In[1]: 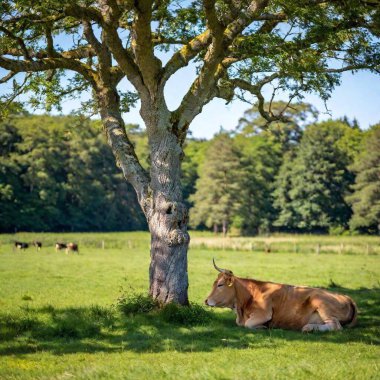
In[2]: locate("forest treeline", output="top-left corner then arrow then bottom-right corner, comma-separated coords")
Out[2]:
0,102 -> 379,234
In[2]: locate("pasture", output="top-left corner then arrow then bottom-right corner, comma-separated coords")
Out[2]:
0,232 -> 379,379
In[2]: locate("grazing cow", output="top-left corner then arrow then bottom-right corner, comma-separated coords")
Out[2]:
205,259 -> 357,332
14,241 -> 29,250
33,241 -> 42,251
55,242 -> 67,252
66,242 -> 79,254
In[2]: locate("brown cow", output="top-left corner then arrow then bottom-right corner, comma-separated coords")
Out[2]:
66,242 -> 79,254
205,259 -> 357,332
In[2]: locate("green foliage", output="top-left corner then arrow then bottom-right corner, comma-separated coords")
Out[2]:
273,120 -> 362,232
348,124 -> 380,233
234,129 -> 282,234
0,114 -> 146,232
117,292 -> 159,315
181,138 -> 209,208
160,303 -> 212,326
117,284 -> 212,325
190,132 -> 243,233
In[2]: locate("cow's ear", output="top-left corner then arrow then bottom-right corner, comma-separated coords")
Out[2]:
227,277 -> 234,287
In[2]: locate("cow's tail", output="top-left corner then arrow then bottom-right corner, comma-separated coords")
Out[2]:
345,296 -> 358,328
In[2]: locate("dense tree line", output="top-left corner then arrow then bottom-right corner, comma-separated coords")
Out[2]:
1,109 -> 379,234
189,104 -> 379,235
0,114 -> 147,232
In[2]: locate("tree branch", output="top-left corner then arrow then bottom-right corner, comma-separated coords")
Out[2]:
0,55 -> 97,85
129,0 -> 162,96
223,0 -> 270,43
161,30 -> 212,84
96,85 -> 150,210
0,25 -> 31,60
0,70 -> 16,84
229,74 -> 293,124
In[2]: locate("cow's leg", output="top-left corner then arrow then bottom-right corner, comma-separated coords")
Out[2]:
244,308 -> 272,329
302,315 -> 342,332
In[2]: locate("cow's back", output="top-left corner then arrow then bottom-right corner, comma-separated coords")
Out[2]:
264,284 -> 355,330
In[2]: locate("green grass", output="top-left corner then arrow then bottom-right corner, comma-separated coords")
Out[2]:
0,232 -> 379,379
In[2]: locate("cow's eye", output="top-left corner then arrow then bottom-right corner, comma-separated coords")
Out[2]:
217,283 -> 224,287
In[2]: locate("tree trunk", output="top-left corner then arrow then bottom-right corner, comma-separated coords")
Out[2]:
148,203 -> 190,305
98,86 -> 190,305
222,219 -> 228,237
145,119 -> 190,305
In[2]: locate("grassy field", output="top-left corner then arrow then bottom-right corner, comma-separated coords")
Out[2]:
0,232 -> 379,379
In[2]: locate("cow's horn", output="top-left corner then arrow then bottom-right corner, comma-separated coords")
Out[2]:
213,258 -> 233,275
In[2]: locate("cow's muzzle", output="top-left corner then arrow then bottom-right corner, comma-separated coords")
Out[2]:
205,298 -> 215,307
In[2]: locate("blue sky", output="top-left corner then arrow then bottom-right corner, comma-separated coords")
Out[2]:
47,66 -> 379,140
1,63 -> 379,140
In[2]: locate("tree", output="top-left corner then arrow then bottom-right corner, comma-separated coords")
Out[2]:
0,1 -> 379,304
181,138 -> 209,209
273,120 -> 361,232
272,150 -> 299,230
190,132 -> 242,235
237,101 -> 318,151
234,128 -> 282,234
348,124 -> 380,234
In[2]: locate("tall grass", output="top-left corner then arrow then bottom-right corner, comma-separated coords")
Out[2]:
189,233 -> 380,255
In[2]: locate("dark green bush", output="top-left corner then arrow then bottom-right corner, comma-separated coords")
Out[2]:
117,288 -> 213,325
117,293 -> 159,315
160,303 -> 213,326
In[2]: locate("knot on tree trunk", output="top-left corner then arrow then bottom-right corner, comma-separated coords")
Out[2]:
149,199 -> 190,247
168,228 -> 190,246
162,201 -> 190,246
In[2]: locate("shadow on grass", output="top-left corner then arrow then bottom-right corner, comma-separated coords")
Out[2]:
0,287 -> 379,356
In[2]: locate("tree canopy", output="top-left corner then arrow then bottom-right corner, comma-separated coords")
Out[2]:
1,1 -> 379,122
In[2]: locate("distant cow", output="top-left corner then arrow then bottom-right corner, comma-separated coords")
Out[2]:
205,259 -> 357,332
33,241 -> 42,251
66,243 -> 79,254
14,241 -> 29,250
55,242 -> 67,252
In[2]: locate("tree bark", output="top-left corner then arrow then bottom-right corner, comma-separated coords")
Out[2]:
144,105 -> 190,305
149,205 -> 190,304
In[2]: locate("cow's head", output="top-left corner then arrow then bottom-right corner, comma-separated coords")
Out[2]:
205,259 -> 236,308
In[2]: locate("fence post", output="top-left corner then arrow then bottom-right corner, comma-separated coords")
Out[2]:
316,243 -> 320,255
294,243 -> 298,254
102,240 -> 105,250
339,243 -> 344,254
366,244 -> 370,255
